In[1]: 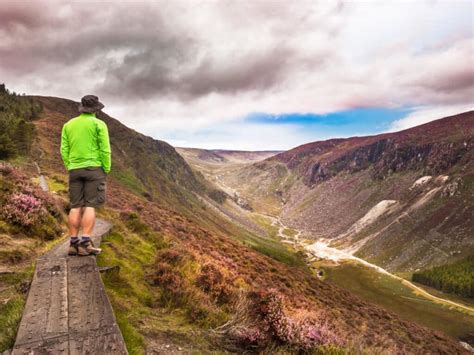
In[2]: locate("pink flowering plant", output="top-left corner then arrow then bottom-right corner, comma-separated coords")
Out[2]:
2,192 -> 45,227
254,289 -> 343,350
214,289 -> 344,351
0,163 -> 64,239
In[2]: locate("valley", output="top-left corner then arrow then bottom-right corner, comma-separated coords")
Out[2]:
270,214 -> 474,337
177,116 -> 474,347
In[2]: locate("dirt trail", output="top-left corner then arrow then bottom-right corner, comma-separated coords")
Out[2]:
307,239 -> 473,314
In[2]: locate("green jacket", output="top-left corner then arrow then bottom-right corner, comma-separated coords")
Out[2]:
60,113 -> 111,173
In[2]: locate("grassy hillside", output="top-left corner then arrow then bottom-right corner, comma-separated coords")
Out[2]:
319,261 -> 474,342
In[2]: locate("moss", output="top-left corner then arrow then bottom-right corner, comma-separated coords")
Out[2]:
0,295 -> 25,351
0,268 -> 34,352
111,168 -> 148,197
47,176 -> 68,194
98,227 -> 152,354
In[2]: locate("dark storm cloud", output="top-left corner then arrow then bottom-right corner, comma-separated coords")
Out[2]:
0,2 -> 177,73
0,2 -> 53,30
0,1 -> 315,101
99,45 -> 296,100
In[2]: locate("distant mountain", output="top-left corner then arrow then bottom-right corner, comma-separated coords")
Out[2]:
177,147 -> 282,164
273,111 -> 473,185
225,112 -> 474,272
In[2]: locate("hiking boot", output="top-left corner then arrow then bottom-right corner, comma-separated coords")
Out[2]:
78,239 -> 102,256
68,240 -> 79,256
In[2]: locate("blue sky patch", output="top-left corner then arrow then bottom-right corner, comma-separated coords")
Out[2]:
245,107 -> 413,138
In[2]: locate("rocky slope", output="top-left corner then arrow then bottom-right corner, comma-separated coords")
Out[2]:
274,111 -> 472,185
224,112 -> 474,272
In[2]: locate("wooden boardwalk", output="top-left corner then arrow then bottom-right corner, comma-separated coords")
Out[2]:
12,219 -> 128,354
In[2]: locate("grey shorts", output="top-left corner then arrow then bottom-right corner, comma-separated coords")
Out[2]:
69,167 -> 107,208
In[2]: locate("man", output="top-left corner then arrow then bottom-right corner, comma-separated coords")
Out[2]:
60,95 -> 111,256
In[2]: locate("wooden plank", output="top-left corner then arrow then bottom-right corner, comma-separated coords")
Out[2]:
12,219 -> 127,354
14,258 -> 69,347
67,257 -> 127,354
12,335 -> 69,354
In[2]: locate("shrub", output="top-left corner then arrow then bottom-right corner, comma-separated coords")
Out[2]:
252,289 -> 342,349
152,261 -> 185,304
208,189 -> 227,204
158,249 -> 183,265
2,192 -> 44,227
196,262 -> 234,304
213,289 -> 343,352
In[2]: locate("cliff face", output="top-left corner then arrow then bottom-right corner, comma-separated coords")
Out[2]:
273,111 -> 473,185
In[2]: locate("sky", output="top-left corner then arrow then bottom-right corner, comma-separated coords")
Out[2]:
1,0 -> 473,150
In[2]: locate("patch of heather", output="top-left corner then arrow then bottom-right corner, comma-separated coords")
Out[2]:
196,262 -> 234,305
250,289 -> 344,350
2,192 -> 43,227
0,162 -> 64,239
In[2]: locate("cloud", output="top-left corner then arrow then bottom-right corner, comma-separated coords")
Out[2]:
389,104 -> 474,132
100,45 -> 296,100
159,121 -> 322,151
0,0 -> 472,148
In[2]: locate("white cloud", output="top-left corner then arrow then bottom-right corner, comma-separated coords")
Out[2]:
157,122 -> 323,151
389,104 -> 474,132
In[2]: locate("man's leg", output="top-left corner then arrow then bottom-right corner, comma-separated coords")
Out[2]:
68,169 -> 84,256
78,206 -> 101,255
80,207 -> 96,236
68,207 -> 82,237
77,168 -> 104,256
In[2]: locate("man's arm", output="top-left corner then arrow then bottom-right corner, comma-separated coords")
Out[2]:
60,125 -> 70,170
97,121 -> 111,173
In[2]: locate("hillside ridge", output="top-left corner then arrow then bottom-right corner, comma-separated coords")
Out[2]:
270,111 -> 473,185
